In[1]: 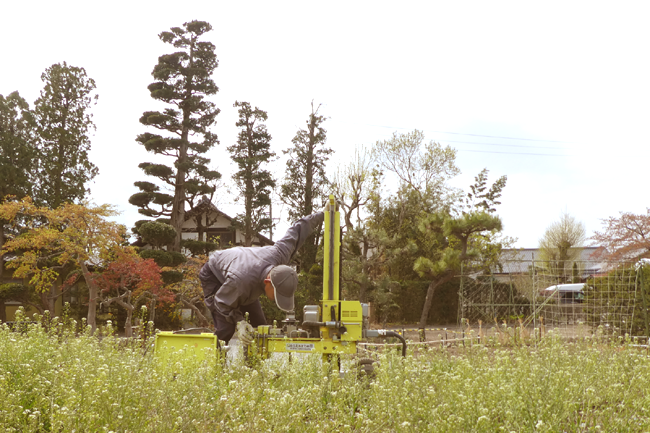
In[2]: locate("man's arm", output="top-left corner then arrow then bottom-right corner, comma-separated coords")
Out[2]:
214,277 -> 245,324
272,212 -> 325,265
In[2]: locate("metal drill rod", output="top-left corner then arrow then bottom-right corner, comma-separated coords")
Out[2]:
328,198 -> 335,302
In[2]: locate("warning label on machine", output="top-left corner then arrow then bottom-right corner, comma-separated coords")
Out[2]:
286,343 -> 315,351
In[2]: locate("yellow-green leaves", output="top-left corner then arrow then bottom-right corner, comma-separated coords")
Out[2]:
0,198 -> 126,294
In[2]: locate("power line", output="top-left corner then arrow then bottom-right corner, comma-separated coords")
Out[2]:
366,123 -> 575,144
439,139 -> 566,150
427,130 -> 574,144
457,149 -> 571,157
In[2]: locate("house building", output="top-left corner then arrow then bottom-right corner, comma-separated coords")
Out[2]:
179,196 -> 273,249
493,247 -> 608,283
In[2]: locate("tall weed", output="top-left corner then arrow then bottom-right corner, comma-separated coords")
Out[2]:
1,309 -> 650,432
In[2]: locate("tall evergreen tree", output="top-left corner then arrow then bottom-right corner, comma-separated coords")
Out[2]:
280,102 -> 332,269
129,20 -> 220,252
33,62 -> 99,209
0,91 -> 35,201
0,91 -> 36,310
228,101 -> 275,247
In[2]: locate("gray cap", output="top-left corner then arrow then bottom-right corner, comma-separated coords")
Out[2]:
269,265 -> 298,312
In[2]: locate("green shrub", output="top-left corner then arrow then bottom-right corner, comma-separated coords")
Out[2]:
161,270 -> 184,285
139,221 -> 176,249
139,249 -> 173,267
181,239 -> 219,256
139,250 -> 186,268
167,251 -> 187,267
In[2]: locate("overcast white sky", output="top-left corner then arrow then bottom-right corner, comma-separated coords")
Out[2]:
1,2 -> 649,247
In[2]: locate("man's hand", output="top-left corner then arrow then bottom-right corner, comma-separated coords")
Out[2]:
236,320 -> 254,345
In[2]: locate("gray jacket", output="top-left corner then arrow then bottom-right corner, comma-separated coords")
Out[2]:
206,212 -> 324,323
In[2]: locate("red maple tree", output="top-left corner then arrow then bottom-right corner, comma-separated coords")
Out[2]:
96,249 -> 173,337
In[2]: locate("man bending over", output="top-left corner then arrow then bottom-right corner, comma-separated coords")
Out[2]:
199,210 -> 325,344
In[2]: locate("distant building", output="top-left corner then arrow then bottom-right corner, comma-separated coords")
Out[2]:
133,196 -> 274,251
493,247 -> 607,283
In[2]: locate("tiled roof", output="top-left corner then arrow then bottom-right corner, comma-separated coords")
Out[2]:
184,195 -> 273,246
134,195 -> 273,248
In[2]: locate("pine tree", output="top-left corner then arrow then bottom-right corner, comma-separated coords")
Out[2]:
129,20 -> 220,251
228,101 -> 275,246
370,131 -> 508,326
181,195 -> 221,255
280,102 -> 332,269
33,62 -> 99,208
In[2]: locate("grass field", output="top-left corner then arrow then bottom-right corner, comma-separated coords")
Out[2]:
2,311 -> 650,432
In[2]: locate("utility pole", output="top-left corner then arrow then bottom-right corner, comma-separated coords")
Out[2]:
269,201 -> 273,241
265,204 -> 281,242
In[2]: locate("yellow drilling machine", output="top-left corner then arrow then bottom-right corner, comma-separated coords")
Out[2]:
246,195 -> 406,369
155,195 -> 406,370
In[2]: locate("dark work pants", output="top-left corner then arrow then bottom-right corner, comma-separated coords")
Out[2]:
199,263 -> 267,343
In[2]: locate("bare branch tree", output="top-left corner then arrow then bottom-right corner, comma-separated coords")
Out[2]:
591,209 -> 650,261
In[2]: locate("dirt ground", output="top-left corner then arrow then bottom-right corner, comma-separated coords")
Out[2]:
381,322 -> 598,344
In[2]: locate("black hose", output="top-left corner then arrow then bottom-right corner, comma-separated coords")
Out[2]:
383,331 -> 407,357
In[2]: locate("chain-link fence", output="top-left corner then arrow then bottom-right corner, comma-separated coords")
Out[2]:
459,259 -> 650,339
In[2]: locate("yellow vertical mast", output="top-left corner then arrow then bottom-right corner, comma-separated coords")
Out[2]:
322,195 -> 340,321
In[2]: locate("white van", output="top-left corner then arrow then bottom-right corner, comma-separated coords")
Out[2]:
541,283 -> 586,304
